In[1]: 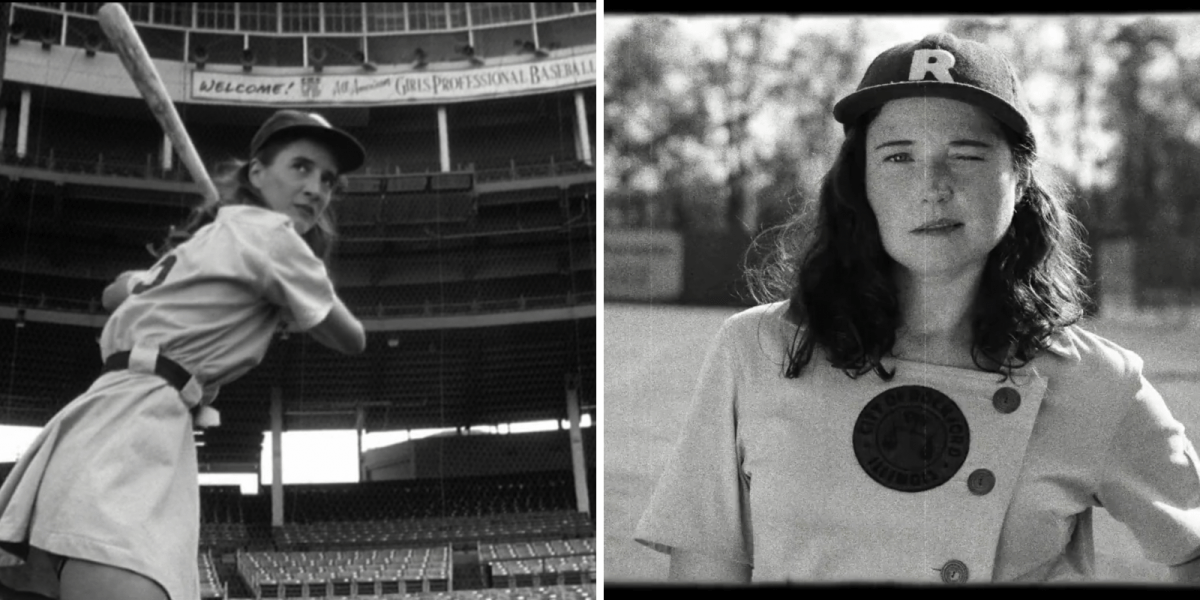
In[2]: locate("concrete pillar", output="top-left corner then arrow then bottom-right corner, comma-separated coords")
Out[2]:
573,91 -> 592,166
17,88 -> 29,159
356,405 -> 366,483
271,385 -> 284,527
565,373 -> 590,515
162,133 -> 173,172
437,106 -> 449,171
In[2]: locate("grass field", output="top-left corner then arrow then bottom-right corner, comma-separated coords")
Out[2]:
604,302 -> 1200,583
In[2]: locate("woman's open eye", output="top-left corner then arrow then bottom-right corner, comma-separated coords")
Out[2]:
883,153 -> 912,163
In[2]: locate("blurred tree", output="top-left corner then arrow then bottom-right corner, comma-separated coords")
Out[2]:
755,22 -> 864,235
604,17 -> 707,230
1098,18 -> 1200,305
606,17 -> 863,236
1106,19 -> 1174,238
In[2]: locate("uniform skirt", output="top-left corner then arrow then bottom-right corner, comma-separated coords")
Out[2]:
0,370 -> 200,600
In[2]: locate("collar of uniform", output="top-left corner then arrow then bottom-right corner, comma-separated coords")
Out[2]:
773,300 -> 1081,363
1040,327 -> 1080,361
216,204 -> 293,228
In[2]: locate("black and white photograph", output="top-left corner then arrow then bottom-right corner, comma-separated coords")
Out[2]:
606,14 -> 1200,585
0,3 -> 597,600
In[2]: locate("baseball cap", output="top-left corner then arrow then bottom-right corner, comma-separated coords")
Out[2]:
833,33 -> 1035,150
250,110 -> 366,173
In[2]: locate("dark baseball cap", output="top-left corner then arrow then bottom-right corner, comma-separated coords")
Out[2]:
833,33 -> 1035,150
251,110 -> 366,173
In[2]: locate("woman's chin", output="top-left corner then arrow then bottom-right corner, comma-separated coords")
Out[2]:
893,254 -> 987,278
288,213 -> 314,234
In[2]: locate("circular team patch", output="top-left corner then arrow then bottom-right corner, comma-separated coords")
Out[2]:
853,385 -> 970,492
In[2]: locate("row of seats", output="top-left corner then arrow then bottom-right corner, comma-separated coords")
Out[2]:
239,550 -> 596,598
274,512 -> 594,549
280,474 -> 582,524
191,540 -> 598,599
200,473 -> 583,517
489,557 -> 595,579
246,546 -> 450,570
265,584 -> 595,600
201,522 -> 250,548
489,559 -> 596,590
255,577 -> 451,598
481,541 -> 596,589
446,585 -> 594,600
478,539 -> 594,561
200,510 -> 594,552
199,551 -> 224,599
474,157 -> 593,183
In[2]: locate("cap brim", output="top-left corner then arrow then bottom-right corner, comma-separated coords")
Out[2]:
267,125 -> 366,174
833,82 -> 1032,146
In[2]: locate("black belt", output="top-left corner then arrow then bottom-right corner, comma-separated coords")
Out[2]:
103,351 -> 192,391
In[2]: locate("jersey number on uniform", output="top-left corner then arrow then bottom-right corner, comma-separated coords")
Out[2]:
132,255 -> 178,294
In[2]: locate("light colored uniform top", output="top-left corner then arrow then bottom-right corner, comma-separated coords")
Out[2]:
635,301 -> 1200,583
101,203 -> 337,407
0,204 -> 336,600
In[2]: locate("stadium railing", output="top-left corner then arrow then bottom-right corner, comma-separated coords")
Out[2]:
0,148 -> 589,188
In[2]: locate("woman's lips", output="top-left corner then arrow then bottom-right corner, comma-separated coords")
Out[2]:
912,219 -> 963,234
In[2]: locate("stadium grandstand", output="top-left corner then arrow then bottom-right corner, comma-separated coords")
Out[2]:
0,3 -> 596,599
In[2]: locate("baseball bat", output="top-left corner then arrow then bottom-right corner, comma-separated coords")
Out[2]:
97,3 -> 219,204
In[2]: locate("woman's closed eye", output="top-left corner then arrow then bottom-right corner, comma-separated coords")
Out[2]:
883,153 -> 986,163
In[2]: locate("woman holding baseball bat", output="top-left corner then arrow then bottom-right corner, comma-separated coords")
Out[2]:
0,110 -> 367,600
635,33 -> 1200,584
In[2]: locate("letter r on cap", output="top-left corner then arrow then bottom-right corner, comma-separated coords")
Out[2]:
909,49 -> 956,83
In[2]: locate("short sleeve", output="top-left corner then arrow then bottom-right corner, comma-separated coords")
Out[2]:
123,269 -> 149,295
260,224 -> 336,331
1097,374 -> 1200,565
634,319 -> 753,566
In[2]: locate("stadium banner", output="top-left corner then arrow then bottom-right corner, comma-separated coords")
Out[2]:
605,229 -> 685,301
190,54 -> 595,105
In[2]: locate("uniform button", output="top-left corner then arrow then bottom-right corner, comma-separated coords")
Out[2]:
992,387 -> 1021,414
939,559 -> 969,584
988,386 -> 1017,415
968,469 -> 995,495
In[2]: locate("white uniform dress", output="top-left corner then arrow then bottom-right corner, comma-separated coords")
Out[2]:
635,301 -> 1200,583
0,204 -> 336,599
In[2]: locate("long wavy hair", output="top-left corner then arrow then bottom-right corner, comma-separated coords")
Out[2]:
747,105 -> 1090,381
152,130 -> 341,262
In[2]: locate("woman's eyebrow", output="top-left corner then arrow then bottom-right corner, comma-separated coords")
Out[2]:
872,139 -> 994,151
949,140 -> 993,148
873,140 -> 912,151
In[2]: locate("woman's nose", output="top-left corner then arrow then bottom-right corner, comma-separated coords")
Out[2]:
303,175 -> 327,199
922,156 -> 952,203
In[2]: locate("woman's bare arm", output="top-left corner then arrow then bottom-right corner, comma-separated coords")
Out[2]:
307,297 -> 366,354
